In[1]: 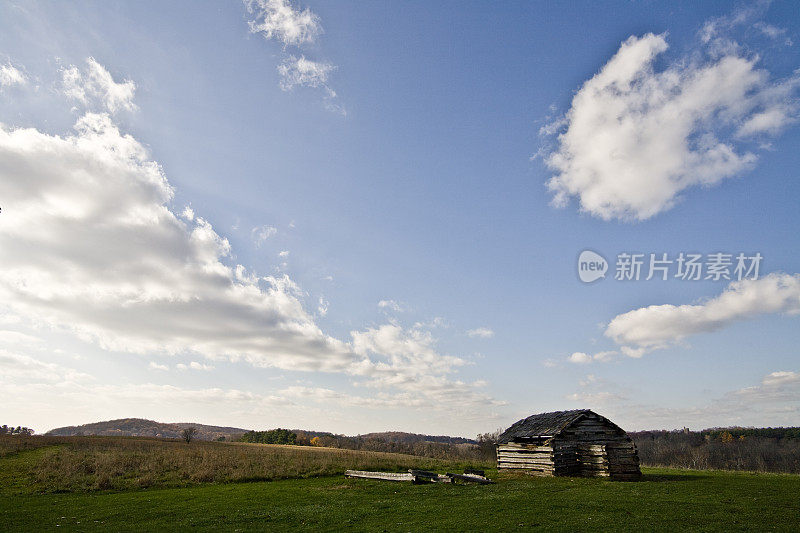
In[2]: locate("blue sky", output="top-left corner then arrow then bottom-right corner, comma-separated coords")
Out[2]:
1,0 -> 799,436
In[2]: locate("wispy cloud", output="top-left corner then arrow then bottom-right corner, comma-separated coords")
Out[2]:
61,58 -> 136,113
317,296 -> 328,317
278,55 -> 334,91
251,225 -> 277,246
177,361 -> 215,371
754,22 -> 792,45
605,273 -> 800,357
378,299 -> 404,313
245,0 -> 321,47
0,350 -> 91,384
607,369 -> 800,430
565,374 -> 627,405
467,327 -> 494,339
244,0 -> 343,113
0,62 -> 26,88
567,350 -> 617,364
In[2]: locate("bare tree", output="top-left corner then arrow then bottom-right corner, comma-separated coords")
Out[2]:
182,427 -> 198,443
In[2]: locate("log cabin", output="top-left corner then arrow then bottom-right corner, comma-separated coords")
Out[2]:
496,409 -> 641,480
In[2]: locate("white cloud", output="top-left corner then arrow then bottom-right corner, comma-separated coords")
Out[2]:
0,330 -> 45,348
377,299 -> 403,312
567,350 -> 617,364
754,22 -> 790,44
761,370 -> 800,387
148,361 -> 169,371
567,352 -> 592,364
0,109 -> 354,373
176,361 -> 214,371
348,323 -> 502,409
416,317 -> 446,329
351,324 -> 466,380
317,296 -> 328,317
699,4 -> 759,46
605,273 -> 800,356
466,327 -> 494,339
279,385 -> 426,409
181,206 -> 195,221
243,0 -> 343,113
244,0 -> 321,47
565,373 -> 627,406
542,26 -> 800,221
612,369 -> 800,430
278,55 -> 334,91
566,391 -> 625,404
0,63 -> 26,87
592,350 -> 617,362
251,225 -> 277,246
0,350 -> 90,384
61,58 -> 136,113
279,250 -> 290,257
734,370 -> 800,404
737,105 -> 794,137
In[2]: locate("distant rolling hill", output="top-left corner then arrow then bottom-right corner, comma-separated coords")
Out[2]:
45,419 -> 477,444
46,418 -> 248,441
356,431 -> 476,445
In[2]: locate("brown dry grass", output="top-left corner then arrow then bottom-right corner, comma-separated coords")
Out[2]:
0,435 -> 488,493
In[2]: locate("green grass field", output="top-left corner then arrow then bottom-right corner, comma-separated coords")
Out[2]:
2,436 -> 799,531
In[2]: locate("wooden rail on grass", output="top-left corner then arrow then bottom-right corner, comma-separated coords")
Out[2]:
345,469 -> 493,484
345,470 -> 415,482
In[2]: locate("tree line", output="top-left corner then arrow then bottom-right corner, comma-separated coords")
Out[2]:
2,425 -> 34,436
233,428 -> 493,460
630,428 -> 800,473
239,429 -> 297,445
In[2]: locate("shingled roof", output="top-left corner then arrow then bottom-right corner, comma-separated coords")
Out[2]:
497,409 -> 621,443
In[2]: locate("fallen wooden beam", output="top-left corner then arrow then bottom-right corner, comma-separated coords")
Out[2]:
445,472 -> 494,484
407,470 -> 455,483
346,469 -> 493,485
345,470 -> 415,482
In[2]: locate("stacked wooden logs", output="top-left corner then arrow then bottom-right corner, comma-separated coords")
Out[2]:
496,442 -> 578,476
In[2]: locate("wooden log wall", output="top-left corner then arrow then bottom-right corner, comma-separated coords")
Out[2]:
563,416 -> 641,480
496,443 -> 578,476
